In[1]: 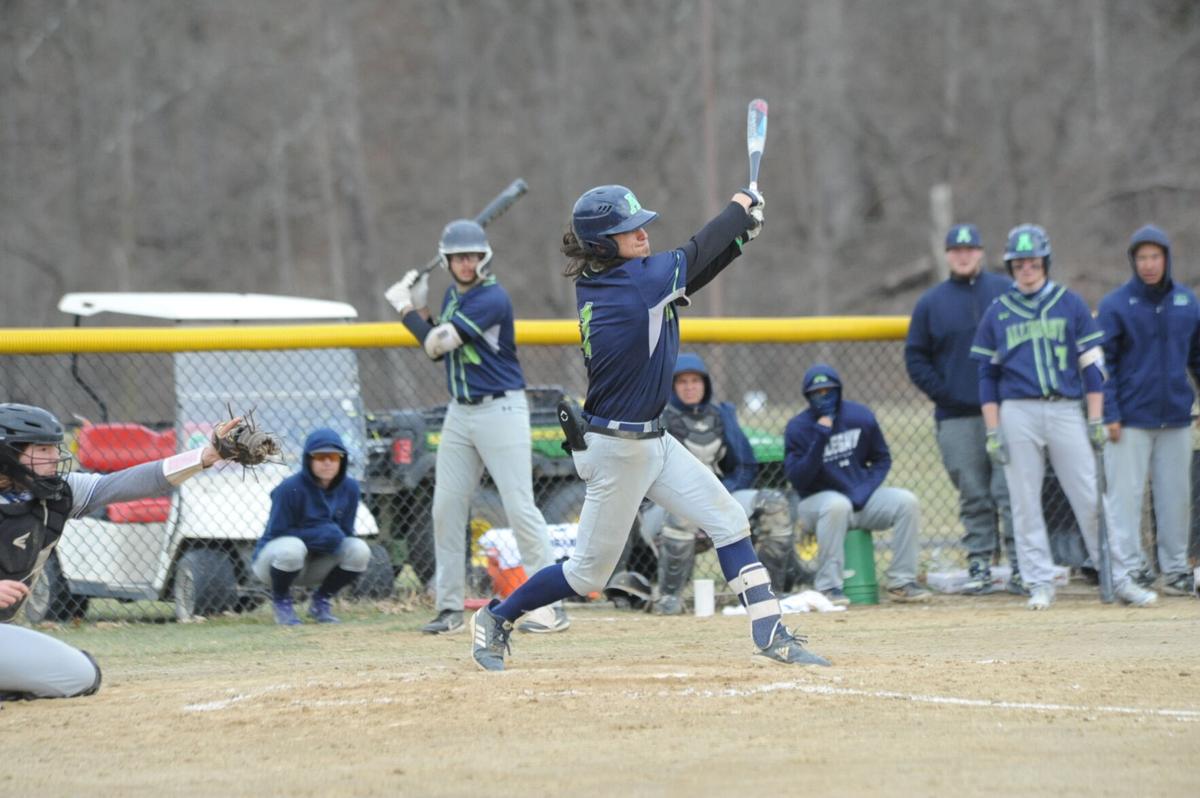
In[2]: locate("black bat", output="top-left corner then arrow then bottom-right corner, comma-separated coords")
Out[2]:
419,179 -> 529,276
1095,449 -> 1115,603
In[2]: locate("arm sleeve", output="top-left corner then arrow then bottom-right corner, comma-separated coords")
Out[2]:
1082,363 -> 1104,393
783,418 -> 831,494
402,310 -> 435,344
978,360 -> 1001,405
904,297 -> 946,402
67,462 -> 173,518
682,203 -> 752,296
717,404 -> 758,492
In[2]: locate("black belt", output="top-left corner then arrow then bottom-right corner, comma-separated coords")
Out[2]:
456,391 -> 509,405
587,425 -> 664,440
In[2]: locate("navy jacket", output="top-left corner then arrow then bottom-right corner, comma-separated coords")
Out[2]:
254,428 -> 361,560
784,364 -> 891,511
905,269 -> 1011,419
1098,225 -> 1200,428
666,352 -> 757,491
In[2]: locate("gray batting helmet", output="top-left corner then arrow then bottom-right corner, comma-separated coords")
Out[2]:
438,219 -> 493,278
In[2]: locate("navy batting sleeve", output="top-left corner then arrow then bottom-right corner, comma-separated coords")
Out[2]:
683,203 -> 751,296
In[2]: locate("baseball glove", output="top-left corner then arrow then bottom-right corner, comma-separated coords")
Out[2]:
211,416 -> 280,466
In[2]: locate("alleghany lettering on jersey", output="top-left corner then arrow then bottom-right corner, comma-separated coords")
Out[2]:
1004,318 -> 1067,349
823,429 -> 861,468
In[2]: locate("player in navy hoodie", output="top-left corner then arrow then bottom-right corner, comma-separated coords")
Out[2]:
785,364 -> 930,605
1098,224 -> 1200,597
252,428 -> 369,625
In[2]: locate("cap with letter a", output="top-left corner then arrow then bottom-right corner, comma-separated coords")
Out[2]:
945,224 -> 981,249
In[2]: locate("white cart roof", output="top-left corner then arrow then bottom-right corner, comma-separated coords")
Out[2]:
58,293 -> 358,322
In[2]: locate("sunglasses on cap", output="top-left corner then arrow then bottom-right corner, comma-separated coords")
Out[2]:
310,452 -> 343,463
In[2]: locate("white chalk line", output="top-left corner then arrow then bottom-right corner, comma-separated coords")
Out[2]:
630,679 -> 1200,721
183,673 -> 1199,723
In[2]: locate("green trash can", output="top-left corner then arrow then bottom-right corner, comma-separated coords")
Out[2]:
843,528 -> 879,605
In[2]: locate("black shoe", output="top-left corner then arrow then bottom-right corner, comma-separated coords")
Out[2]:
962,559 -> 992,594
421,609 -> 464,635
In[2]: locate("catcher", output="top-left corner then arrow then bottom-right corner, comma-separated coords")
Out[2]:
0,402 -> 273,701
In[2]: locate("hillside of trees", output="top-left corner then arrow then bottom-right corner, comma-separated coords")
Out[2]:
4,0 -> 1198,327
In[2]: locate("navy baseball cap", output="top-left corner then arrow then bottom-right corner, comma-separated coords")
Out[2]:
945,224 -> 982,249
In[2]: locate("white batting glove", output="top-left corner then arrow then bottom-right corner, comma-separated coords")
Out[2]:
385,269 -> 427,314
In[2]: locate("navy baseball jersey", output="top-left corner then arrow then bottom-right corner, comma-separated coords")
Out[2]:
576,250 -> 688,422
438,275 -> 525,401
970,281 -> 1103,400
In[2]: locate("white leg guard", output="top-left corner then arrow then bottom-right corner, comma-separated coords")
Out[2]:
728,562 -> 782,649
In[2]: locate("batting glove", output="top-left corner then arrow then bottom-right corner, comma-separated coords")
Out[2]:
746,204 -> 765,241
985,428 -> 1009,466
738,187 -> 764,208
385,269 -> 427,314
1087,419 -> 1107,452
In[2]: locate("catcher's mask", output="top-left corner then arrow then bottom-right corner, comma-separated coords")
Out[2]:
603,570 -> 652,611
0,402 -> 72,500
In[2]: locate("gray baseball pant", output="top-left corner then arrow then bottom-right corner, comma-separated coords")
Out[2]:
432,391 -> 551,611
795,487 -> 921,591
0,624 -> 100,699
1103,425 -> 1193,580
936,415 -> 1016,566
252,535 -> 371,586
999,399 -> 1100,589
563,432 -> 750,595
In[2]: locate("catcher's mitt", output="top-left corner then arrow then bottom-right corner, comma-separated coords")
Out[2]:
211,417 -> 280,466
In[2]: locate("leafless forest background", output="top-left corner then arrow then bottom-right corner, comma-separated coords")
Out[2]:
3,0 -> 1199,328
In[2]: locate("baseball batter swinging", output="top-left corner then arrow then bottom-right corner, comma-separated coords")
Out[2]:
468,184 -> 829,670
387,219 -> 566,635
0,403 -> 249,700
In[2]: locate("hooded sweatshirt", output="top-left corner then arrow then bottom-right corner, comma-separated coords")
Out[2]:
254,427 -> 361,560
662,352 -> 757,491
1097,225 -> 1200,428
784,364 -> 891,511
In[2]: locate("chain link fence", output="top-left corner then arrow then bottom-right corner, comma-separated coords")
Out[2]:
5,320 -> 1196,623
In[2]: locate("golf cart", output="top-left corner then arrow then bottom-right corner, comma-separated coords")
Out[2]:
26,293 -> 394,623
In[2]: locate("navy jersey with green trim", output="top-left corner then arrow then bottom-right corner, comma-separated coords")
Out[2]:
576,250 -> 688,422
969,281 -> 1103,400
438,276 -> 525,401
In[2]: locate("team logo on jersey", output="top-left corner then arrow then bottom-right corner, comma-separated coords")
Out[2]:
1175,293 -> 1189,306
625,192 -> 642,215
1006,317 -> 1066,349
823,429 -> 861,463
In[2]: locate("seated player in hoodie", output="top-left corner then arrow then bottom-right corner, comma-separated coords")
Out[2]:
252,428 -> 370,625
784,364 -> 931,606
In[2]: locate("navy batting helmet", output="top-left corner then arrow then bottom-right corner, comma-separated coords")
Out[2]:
1004,224 -> 1051,275
0,403 -> 71,499
571,185 -> 658,259
438,219 -> 493,278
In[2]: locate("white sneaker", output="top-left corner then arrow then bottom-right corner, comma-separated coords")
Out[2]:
1114,580 -> 1157,607
1027,584 -> 1054,611
515,603 -> 571,634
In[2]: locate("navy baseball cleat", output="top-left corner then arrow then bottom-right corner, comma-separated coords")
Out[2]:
754,625 -> 830,667
470,599 -> 513,672
307,594 -> 340,623
272,597 -> 302,626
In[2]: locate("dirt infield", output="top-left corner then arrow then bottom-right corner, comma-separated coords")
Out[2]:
6,586 -> 1198,797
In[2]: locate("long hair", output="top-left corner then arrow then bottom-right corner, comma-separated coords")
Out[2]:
561,226 -> 623,279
